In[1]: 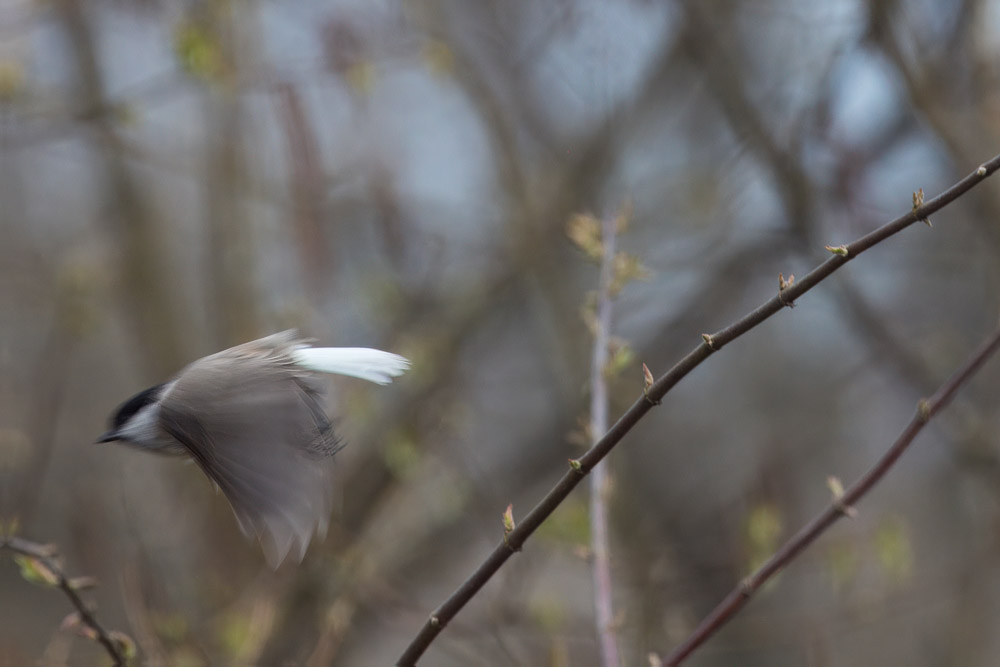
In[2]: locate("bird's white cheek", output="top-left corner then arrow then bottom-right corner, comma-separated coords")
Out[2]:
117,404 -> 189,456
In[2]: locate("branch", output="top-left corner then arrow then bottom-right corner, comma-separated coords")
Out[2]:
589,213 -> 621,667
1,536 -> 129,666
664,321 -> 1000,664
395,153 -> 1000,666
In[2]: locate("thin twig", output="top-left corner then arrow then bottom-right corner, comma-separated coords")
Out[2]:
1,536 -> 127,665
590,213 -> 621,667
395,153 -> 1000,665
664,322 -> 1000,664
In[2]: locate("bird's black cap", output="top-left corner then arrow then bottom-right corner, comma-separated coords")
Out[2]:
97,383 -> 166,443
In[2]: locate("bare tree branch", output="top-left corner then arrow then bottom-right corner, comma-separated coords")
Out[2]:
664,321 -> 1000,664
1,536 -> 128,665
589,213 -> 621,667
395,153 -> 1000,665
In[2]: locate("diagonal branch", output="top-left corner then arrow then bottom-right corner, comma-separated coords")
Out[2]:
664,321 -> 1000,665
1,536 -> 127,665
395,153 -> 1000,666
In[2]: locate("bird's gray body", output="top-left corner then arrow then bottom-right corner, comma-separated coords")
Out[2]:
156,331 -> 340,565
103,331 -> 407,566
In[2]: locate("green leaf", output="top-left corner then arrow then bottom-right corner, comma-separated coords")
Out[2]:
604,342 -> 635,378
14,555 -> 59,587
566,213 -> 604,262
174,20 -> 223,80
110,631 -> 138,660
610,252 -> 651,295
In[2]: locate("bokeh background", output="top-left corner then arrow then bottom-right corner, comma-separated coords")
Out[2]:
4,0 -> 1000,664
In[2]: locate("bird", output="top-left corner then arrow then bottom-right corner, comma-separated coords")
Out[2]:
97,330 -> 409,567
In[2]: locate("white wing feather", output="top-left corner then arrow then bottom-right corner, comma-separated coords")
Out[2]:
291,347 -> 410,385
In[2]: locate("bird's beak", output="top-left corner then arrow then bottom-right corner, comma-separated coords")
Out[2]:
96,430 -> 119,443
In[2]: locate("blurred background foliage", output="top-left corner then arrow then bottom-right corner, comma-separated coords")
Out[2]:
3,0 -> 1000,664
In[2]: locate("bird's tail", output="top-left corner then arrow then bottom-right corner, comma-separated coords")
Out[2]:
291,347 -> 410,385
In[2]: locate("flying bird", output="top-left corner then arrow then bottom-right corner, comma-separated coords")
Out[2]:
98,330 -> 409,567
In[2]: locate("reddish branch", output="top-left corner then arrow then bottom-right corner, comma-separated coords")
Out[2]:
665,323 -> 1000,664
1,536 -> 127,666
395,154 -> 1000,665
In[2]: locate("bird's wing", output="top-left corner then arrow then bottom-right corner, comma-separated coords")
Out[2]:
159,346 -> 340,568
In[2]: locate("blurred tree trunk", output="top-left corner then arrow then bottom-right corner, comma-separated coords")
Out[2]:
56,0 -> 189,377
203,92 -> 261,346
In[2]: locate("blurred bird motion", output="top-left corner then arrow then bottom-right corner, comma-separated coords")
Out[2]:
97,331 -> 409,567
